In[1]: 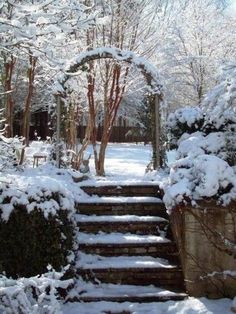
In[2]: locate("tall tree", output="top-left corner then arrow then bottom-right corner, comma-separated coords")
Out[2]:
158,0 -> 236,108
76,0 -> 161,175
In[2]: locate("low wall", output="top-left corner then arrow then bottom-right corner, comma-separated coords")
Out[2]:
170,200 -> 236,298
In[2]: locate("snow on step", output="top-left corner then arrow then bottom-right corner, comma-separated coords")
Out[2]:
77,196 -> 163,203
76,214 -> 167,223
80,181 -> 161,187
78,232 -> 171,244
77,252 -> 177,269
68,280 -> 186,300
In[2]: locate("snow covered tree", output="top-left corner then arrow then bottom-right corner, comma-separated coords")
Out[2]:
70,0 -> 162,176
203,62 -> 236,124
155,0 -> 236,109
0,0 -> 94,145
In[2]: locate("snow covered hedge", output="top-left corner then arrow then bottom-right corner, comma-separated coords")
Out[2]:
164,65 -> 236,209
0,179 -> 76,278
166,107 -> 236,158
0,136 -> 22,171
202,63 -> 236,128
164,122 -> 236,209
166,107 -> 205,148
163,152 -> 236,209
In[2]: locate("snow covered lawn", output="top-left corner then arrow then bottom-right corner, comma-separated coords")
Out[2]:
87,142 -> 153,180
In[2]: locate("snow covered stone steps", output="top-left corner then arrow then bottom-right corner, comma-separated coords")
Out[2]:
75,184 -> 187,302
81,184 -> 163,198
76,214 -> 167,222
78,241 -> 179,261
76,199 -> 168,218
76,253 -> 184,289
67,281 -> 188,303
78,232 -> 171,244
77,253 -> 176,269
77,267 -> 184,289
76,214 -> 168,235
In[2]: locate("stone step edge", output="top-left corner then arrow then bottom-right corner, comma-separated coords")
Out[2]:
76,199 -> 164,205
77,266 -> 182,272
68,293 -> 188,303
78,242 -> 176,248
80,184 -> 163,189
75,214 -> 168,223
78,233 -> 171,245
77,220 -> 168,226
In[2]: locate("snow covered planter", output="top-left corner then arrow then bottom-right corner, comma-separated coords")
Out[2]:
0,182 -> 76,278
164,151 -> 236,298
164,98 -> 236,298
164,108 -> 236,298
170,200 -> 236,298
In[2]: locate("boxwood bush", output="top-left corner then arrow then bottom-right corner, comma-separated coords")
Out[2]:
0,190 -> 75,278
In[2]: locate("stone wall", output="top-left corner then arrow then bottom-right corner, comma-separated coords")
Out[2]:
170,200 -> 236,298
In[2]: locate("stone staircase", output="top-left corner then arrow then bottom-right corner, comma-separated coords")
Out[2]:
73,184 -> 187,304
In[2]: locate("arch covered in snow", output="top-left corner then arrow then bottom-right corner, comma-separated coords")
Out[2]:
56,47 -> 163,98
55,47 -> 164,169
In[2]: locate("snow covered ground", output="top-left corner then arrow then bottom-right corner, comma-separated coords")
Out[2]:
87,142 -> 153,180
9,141 -> 234,313
25,141 -> 175,182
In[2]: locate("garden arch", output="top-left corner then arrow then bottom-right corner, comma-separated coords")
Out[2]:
55,47 -> 164,172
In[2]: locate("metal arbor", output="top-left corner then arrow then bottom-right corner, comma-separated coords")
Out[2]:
55,47 -> 164,169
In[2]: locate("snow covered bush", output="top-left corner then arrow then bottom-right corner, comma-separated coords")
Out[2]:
164,120 -> 236,209
163,154 -> 236,209
0,136 -> 22,171
176,132 -> 227,161
166,107 -> 205,148
0,180 -> 76,278
202,62 -> 236,165
202,63 -> 236,127
0,269 -> 73,314
165,67 -> 236,208
167,104 -> 236,165
167,107 -> 236,153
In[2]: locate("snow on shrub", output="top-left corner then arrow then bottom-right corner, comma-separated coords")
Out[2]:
176,132 -> 227,160
0,268 -> 73,314
167,107 -> 204,129
166,104 -> 236,160
202,63 -> 236,128
0,174 -> 77,278
0,136 -> 22,171
164,128 -> 236,209
163,154 -> 236,210
166,107 -> 204,147
0,175 -> 75,222
164,89 -> 236,209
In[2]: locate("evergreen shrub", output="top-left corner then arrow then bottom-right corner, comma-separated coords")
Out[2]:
0,191 -> 75,278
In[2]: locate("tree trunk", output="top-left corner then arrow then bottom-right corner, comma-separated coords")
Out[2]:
4,56 -> 15,138
22,55 -> 37,147
94,63 -> 128,176
66,104 -> 77,150
20,55 -> 37,165
96,139 -> 107,176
